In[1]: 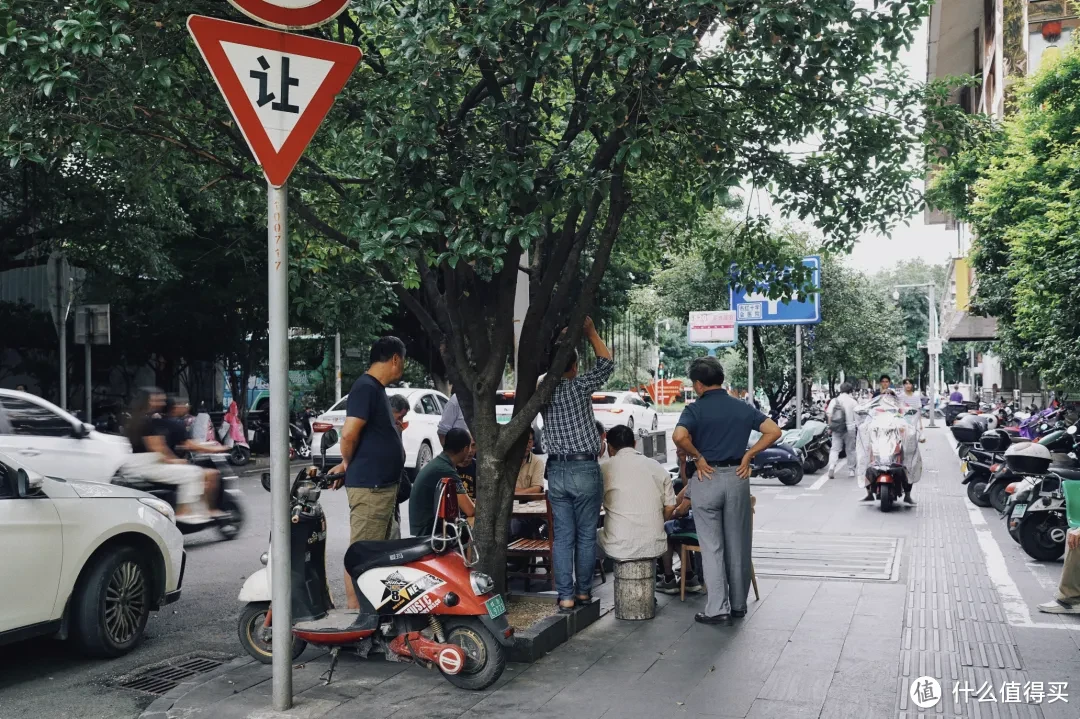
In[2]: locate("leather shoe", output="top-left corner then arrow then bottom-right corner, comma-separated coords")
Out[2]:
731,609 -> 747,618
695,612 -> 733,626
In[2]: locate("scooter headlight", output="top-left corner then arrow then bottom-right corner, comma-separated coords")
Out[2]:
469,571 -> 495,596
139,497 -> 176,524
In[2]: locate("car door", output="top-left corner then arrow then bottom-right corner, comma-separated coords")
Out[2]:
0,461 -> 64,632
0,395 -> 101,480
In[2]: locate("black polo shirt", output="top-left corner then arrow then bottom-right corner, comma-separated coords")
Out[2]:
676,388 -> 768,462
344,374 -> 403,489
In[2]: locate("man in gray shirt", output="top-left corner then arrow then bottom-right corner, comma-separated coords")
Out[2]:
673,357 -> 782,626
438,392 -> 469,446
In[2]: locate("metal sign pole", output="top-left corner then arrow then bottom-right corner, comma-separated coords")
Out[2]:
268,182 -> 293,710
335,332 -> 342,401
747,326 -> 754,405
795,325 -> 802,429
85,309 -> 92,422
928,283 -> 938,429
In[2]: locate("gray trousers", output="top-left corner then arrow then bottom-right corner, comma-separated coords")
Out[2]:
827,429 -> 857,477
693,467 -> 752,616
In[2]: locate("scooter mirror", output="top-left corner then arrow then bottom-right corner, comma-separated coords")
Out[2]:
1068,425 -> 1077,436
320,428 -> 339,462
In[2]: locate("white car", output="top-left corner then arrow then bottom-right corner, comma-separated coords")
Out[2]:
592,391 -> 658,433
0,451 -> 185,656
0,389 -> 131,481
312,388 -> 449,474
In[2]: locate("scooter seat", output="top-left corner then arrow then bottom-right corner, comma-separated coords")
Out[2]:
345,537 -> 435,579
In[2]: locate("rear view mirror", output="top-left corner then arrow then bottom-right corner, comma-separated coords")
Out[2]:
320,429 -> 339,462
1068,425 -> 1077,436
16,468 -> 43,497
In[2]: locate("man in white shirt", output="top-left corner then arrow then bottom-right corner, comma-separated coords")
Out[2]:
597,424 -> 676,561
826,382 -> 859,481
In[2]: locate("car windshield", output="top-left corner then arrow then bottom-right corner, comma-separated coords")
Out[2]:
592,395 -> 618,404
329,397 -> 348,412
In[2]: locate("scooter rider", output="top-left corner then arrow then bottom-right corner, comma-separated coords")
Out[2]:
120,387 -> 216,521
162,394 -> 226,513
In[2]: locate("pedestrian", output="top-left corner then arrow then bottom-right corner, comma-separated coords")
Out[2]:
329,336 -> 407,610
388,393 -> 413,540
438,390 -> 477,499
672,357 -> 782,625
409,427 -> 476,537
826,382 -> 858,480
950,384 -> 964,403
898,378 -> 926,439
542,316 -> 614,613
1039,527 -> 1080,615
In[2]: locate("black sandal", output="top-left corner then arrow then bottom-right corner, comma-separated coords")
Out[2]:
575,595 -> 592,606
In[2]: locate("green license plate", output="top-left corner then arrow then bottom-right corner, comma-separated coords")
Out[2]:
485,594 -> 506,619
1012,503 -> 1027,518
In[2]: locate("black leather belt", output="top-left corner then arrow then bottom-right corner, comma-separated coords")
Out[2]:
548,453 -> 597,462
704,458 -> 742,467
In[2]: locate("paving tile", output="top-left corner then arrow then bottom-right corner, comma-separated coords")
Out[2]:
744,698 -> 823,719
772,637 -> 844,673
756,667 -> 833,708
682,669 -> 764,718
538,667 -> 642,719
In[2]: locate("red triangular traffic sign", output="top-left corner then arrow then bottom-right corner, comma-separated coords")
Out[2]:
187,15 -> 362,187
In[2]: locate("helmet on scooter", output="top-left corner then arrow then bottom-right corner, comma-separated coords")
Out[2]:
979,429 -> 1011,453
1004,441 -> 1052,475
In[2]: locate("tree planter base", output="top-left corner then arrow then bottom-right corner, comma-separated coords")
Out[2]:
507,598 -> 601,663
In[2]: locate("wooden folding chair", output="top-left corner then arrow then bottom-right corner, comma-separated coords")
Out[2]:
680,495 -> 759,602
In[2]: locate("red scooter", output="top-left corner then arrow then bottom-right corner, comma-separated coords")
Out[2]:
237,431 -> 513,690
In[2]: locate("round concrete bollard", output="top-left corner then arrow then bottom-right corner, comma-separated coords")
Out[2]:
613,559 -> 657,620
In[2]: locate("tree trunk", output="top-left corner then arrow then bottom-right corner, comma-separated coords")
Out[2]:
470,427 -> 523,595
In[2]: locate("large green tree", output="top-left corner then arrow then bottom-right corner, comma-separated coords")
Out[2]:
4,0 -> 938,583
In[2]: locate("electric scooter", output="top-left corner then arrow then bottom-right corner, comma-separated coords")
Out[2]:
236,431 -> 513,690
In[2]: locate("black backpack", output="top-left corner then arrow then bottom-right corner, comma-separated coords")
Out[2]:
829,399 -> 847,433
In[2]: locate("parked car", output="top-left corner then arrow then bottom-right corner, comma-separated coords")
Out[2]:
0,451 -> 185,656
313,388 -> 449,476
494,390 -> 545,453
0,389 -> 131,482
592,391 -> 659,433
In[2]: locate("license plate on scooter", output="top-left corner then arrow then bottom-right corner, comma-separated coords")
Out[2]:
1011,503 -> 1027,519
485,594 -> 506,619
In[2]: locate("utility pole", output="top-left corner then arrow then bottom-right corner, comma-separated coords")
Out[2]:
334,332 -> 342,401
795,325 -> 802,429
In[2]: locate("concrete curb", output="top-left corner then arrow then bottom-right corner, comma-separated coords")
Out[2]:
138,656 -> 257,719
508,597 -> 602,663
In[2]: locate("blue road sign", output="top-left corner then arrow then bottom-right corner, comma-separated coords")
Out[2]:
729,255 -> 821,326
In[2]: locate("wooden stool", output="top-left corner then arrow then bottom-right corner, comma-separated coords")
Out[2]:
680,495 -> 759,602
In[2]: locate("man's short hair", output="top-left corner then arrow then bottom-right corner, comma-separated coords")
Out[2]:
565,348 -> 579,373
370,336 -> 406,365
389,394 -> 410,414
689,357 -> 725,387
607,424 -> 636,451
444,427 -> 471,454
903,378 -> 914,386
839,382 -> 853,394
879,374 -> 891,383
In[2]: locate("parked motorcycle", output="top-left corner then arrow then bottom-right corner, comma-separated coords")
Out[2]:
220,407 -> 252,466
747,430 -> 806,485
236,430 -> 513,690
999,442 -> 1067,561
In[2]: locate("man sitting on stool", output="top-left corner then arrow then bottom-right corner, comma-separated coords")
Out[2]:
597,425 -> 677,564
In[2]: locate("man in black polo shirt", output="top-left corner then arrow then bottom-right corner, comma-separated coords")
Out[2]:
673,357 -> 782,625
330,336 -> 406,609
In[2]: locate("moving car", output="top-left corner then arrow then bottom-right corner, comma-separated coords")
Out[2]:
0,389 -> 131,482
313,388 -> 449,475
592,391 -> 658,433
0,451 -> 185,656
495,390 -> 545,453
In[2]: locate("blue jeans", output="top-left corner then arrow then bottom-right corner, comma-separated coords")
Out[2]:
547,459 -> 603,601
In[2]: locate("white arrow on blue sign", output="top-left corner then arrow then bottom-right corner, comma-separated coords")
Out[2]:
729,255 -> 821,326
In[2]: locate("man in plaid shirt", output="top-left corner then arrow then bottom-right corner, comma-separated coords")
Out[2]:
542,316 -> 614,611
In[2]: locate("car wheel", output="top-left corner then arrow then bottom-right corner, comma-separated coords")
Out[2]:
417,441 -> 433,471
73,546 -> 152,657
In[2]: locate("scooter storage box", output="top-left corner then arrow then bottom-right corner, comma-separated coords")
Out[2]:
1004,442 -> 1052,476
950,424 -> 982,444
979,429 -> 1012,453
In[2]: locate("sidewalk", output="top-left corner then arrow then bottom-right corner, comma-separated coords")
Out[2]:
141,429 -> 1080,719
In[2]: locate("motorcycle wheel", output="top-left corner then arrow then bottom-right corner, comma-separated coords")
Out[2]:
229,445 -> 251,467
295,439 -> 311,459
987,482 -> 1009,514
237,602 -> 306,664
880,485 -> 893,512
967,480 -> 992,508
217,495 -> 244,541
778,463 -> 804,486
803,456 -> 819,474
439,618 -> 506,691
1018,511 -> 1066,562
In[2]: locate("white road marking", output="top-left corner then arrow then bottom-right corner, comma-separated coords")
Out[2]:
807,473 -> 831,491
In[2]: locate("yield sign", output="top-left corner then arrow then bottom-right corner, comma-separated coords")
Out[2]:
187,15 -> 362,187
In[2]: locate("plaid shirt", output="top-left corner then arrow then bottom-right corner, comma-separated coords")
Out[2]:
541,357 -> 615,455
